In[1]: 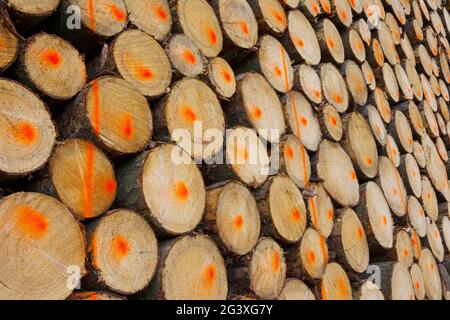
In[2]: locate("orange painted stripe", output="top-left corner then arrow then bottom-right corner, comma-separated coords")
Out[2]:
92,80 -> 100,135
83,143 -> 95,218
309,198 -> 319,229
280,45 -> 309,187
386,140 -> 407,212
88,0 -> 96,31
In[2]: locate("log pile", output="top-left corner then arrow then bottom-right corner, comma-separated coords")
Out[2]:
2,0 -> 450,300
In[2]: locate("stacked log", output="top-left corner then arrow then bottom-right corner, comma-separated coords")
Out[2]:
2,0 -> 450,301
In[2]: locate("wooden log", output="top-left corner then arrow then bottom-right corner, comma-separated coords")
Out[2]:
278,278 -> 315,300
341,28 -> 366,64
394,64 -> 414,101
399,154 -> 422,198
410,263 -> 426,300
399,33 -> 416,64
374,63 -> 400,103
415,45 -> 434,77
421,174 -> 440,221
0,192 -> 85,300
331,0 -> 353,29
143,234 -> 228,300
317,104 -> 343,142
425,217 -> 445,262
352,18 -> 371,46
438,263 -> 450,299
385,12 -> 402,45
378,156 -> 407,217
166,34 -> 205,79
368,88 -> 391,123
383,134 -> 401,167
317,262 -> 353,300
421,101 -> 440,138
413,140 -> 427,168
4,0 -> 60,32
387,110 -> 414,154
84,209 -> 158,294
294,64 -> 323,105
57,76 -> 153,157
320,63 -> 349,113
0,10 -> 18,73
407,195 -> 427,237
297,0 -> 322,21
364,104 -> 387,146
206,57 -> 236,100
306,182 -> 335,238
115,143 -> 205,237
280,134 -> 311,188
439,50 -> 450,84
395,101 -> 425,139
419,248 -> 443,300
377,22 -> 400,65
228,237 -> 286,299
439,83 -> 450,103
361,60 -> 376,91
442,216 -> 450,252
342,60 -> 368,106
0,78 -> 56,182
316,19 -> 345,64
247,0 -> 287,36
88,29 -> 172,99
436,137 -> 448,162
203,181 -> 260,256
357,281 -> 385,300
404,59 -> 424,101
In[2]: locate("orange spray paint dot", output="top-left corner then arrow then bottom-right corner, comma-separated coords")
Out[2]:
155,5 -> 168,21
312,3 -> 319,13
183,49 -> 197,65
104,178 -> 117,194
382,215 -> 387,226
284,146 -> 294,160
274,66 -> 282,76
357,227 -> 363,240
292,208 -> 302,221
404,248 -> 409,257
120,113 -> 134,139
415,282 -> 420,290
222,70 -> 232,83
40,49 -> 62,67
313,89 -> 321,99
272,252 -> 280,272
13,121 -> 37,145
273,11 -> 285,24
207,28 -> 217,45
351,171 -> 357,180
299,116 -> 308,126
251,106 -> 263,120
297,37 -> 304,48
16,206 -> 48,239
338,10 -> 348,21
83,143 -> 96,218
181,106 -> 197,123
327,38 -> 335,49
240,21 -> 249,35
329,115 -> 337,126
333,93 -> 343,104
393,188 -> 398,195
307,250 -> 316,264
366,157 -> 373,166
110,4 -> 126,22
321,1 -> 331,13
234,214 -> 244,230
202,264 -> 216,290
137,67 -> 153,81
111,235 -> 130,260
174,181 -> 189,201
327,209 -> 334,220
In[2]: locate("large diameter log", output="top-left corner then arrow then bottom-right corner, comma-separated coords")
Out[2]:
15,33 -> 87,102
278,278 -> 315,300
0,79 -> 56,182
316,19 -> 345,64
5,0 -> 60,31
84,210 -> 158,295
378,156 -> 407,217
419,248 -> 443,300
320,63 -> 349,113
342,112 -> 378,180
228,237 -> 286,299
329,208 -> 370,273
227,72 -> 285,144
31,139 -> 116,220
254,175 -> 307,244
378,22 -> 400,65
58,76 -> 153,157
0,13 -> 18,72
375,63 -> 400,103
144,235 -> 228,300
247,0 -> 287,36
166,34 -> 205,79
154,77 -> 225,161
317,262 -> 353,300
124,0 -> 172,42
88,29 -> 171,99
385,12 -> 401,45
280,134 -> 311,188
316,139 -> 360,207
282,91 -> 322,151
115,144 -> 205,237
0,192 -> 85,300
306,182 -> 335,238
203,181 -> 260,256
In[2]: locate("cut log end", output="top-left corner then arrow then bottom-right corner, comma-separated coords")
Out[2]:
321,63 -> 349,113
307,182 -> 334,238
299,228 -> 329,279
167,34 -> 204,78
321,104 -> 343,142
410,263 -> 426,300
419,248 -> 442,300
378,156 -> 407,217
282,134 -> 311,189
296,64 -> 322,104
358,281 -> 385,300
208,57 -> 236,99
319,262 -> 352,300
278,278 -> 315,300
0,19 -> 18,72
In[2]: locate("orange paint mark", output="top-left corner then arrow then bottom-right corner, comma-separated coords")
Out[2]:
221,69 -> 232,83
337,277 -> 347,298
292,208 -> 302,221
90,233 -> 99,268
404,248 -> 409,257
240,21 -> 249,35
366,156 -> 373,166
174,181 -> 189,201
307,250 -> 316,264
319,235 -> 328,264
321,281 -> 328,300
357,227 -> 363,240
88,0 -> 96,31
110,4 -> 126,22
309,198 -> 319,229
327,37 -> 335,49
312,3 -> 319,13
284,146 -> 294,160
16,206 -> 48,239
338,9 -> 348,21
207,28 -> 217,45
120,113 -> 134,139
91,80 -> 100,135
13,121 -> 37,145
273,11 -> 286,25
327,209 -> 334,220
274,66 -> 282,76
382,215 -> 387,226
183,49 -> 197,65
181,106 -> 197,123
233,144 -> 249,162
83,143 -> 96,218
155,5 -> 168,21
234,214 -> 244,230
40,49 -> 62,67
368,74 -> 373,82
300,116 -> 308,126
415,282 -> 420,290
251,106 -> 263,120
393,188 -> 398,195
296,37 -> 304,48
351,171 -> 357,180
333,93 -> 343,104
104,178 -> 117,194
328,115 -> 337,126
434,230 -> 439,239
313,89 -> 321,99
202,264 -> 216,290
137,67 -> 154,81
86,294 -> 99,300
321,0 -> 331,13
111,235 -> 130,260
272,251 -> 280,272
349,0 -> 356,7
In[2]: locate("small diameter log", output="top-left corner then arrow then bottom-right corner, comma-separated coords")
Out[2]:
297,0 -> 322,21
415,45 -> 434,77
247,0 -> 287,36
15,33 -> 86,102
317,262 -> 352,300
229,237 -> 286,299
342,60 -> 368,106
436,112 -> 447,136
254,175 -> 307,244
0,14 -> 18,72
166,34 -> 205,79
425,217 -> 445,262
357,281 -> 385,300
329,208 -> 370,273
316,139 -> 360,207
204,181 -> 260,256
388,110 -> 414,154
436,137 -> 448,162
286,227 -> 329,280
365,104 -> 387,147
306,182 -> 335,238
407,195 -> 427,237
342,112 -> 378,180
31,139 -> 116,220
422,134 -> 449,199
341,28 -> 366,64
422,101 -> 439,138
68,291 -> 126,300
371,262 -> 415,300
438,264 -> 450,300
441,98 -> 450,121
368,88 -> 391,124
0,79 -> 56,182
404,19 -> 424,46
404,60 -> 423,101
375,63 -> 400,103
354,182 -> 394,251
282,91 -> 322,151
294,64 -> 323,105
384,134 -> 400,167
399,101 -> 425,139
331,0 -> 353,29
228,72 -> 285,144
280,134 -> 311,189
154,77 -> 225,161
410,263 -> 426,300
366,39 -> 385,69
394,64 -> 414,101
207,57 -> 236,100
442,216 -> 450,252
0,192 -> 85,300
352,18 -> 371,46
144,235 -> 228,300
317,104 -> 343,142
399,33 -> 415,64
5,0 -> 60,32
361,61 -> 376,91
421,75 -> 438,112
439,80 -> 449,102
115,144 -> 205,237
419,248 -> 442,300
88,29 -> 171,99
425,27 -> 439,57
385,12 -> 402,45
320,63 -> 349,113
58,76 -> 153,157
378,156 -> 407,217
316,19 -> 345,64
84,209 -> 158,295
278,278 -> 315,300
399,154 -> 422,198
282,10 -> 321,65
440,51 -> 450,84
421,175 -> 440,221
124,0 -> 172,42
